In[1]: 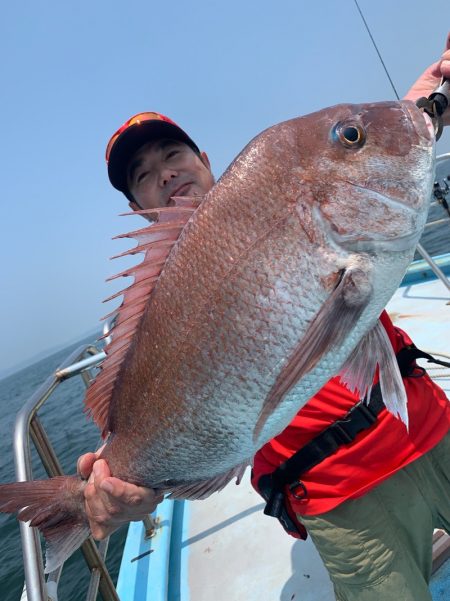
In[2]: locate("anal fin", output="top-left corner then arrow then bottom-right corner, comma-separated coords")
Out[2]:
162,462 -> 249,500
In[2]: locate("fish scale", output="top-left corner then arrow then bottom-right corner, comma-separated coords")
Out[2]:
0,100 -> 436,571
105,127 -> 424,484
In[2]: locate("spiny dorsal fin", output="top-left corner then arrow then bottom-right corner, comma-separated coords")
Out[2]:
84,200 -> 201,435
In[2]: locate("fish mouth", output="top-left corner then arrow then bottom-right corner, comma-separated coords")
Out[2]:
333,229 -> 422,253
401,100 -> 435,146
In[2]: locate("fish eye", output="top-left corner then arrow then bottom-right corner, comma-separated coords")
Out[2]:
333,122 -> 366,148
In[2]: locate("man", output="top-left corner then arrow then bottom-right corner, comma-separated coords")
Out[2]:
79,40 -> 450,600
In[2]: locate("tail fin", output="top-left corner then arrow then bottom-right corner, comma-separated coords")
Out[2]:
0,475 -> 89,573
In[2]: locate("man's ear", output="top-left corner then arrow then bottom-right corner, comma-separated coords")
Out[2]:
200,151 -> 212,170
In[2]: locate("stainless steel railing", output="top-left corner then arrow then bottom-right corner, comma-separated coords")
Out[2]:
415,152 -> 450,293
14,340 -> 118,601
416,242 -> 450,292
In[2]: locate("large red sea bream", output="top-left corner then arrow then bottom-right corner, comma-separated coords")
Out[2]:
0,100 -> 435,571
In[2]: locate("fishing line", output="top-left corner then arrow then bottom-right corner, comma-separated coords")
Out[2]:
353,0 -> 401,100
354,0 -> 450,293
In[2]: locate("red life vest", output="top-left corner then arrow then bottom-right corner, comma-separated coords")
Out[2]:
251,311 -> 450,516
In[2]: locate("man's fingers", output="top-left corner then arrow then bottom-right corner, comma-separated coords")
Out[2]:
89,519 -> 118,541
99,477 -> 164,511
77,445 -> 106,479
85,460 -> 116,514
88,461 -> 161,514
440,52 -> 450,80
83,458 -> 164,540
99,476 -> 129,500
77,452 -> 97,479
434,49 -> 450,80
92,459 -> 111,482
98,476 -> 145,503
90,525 -> 112,540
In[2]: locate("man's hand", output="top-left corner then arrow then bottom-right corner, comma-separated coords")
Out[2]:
77,450 -> 164,540
404,33 -> 450,125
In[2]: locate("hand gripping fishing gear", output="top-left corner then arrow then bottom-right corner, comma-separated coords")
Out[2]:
416,79 -> 450,141
257,345 -> 450,539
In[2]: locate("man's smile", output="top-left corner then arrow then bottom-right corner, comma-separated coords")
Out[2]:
170,182 -> 193,198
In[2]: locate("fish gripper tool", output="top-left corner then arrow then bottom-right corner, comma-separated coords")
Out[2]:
416,78 -> 450,141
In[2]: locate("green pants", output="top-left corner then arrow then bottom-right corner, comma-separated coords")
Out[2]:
299,431 -> 450,601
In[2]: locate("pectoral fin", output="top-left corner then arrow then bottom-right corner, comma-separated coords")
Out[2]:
340,320 -> 408,427
254,261 -> 373,442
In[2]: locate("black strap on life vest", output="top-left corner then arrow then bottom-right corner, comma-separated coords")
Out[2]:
257,344 -> 450,535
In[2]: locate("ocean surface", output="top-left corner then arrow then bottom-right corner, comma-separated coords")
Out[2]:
0,194 -> 449,600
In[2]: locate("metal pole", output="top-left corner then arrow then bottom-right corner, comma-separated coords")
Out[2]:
12,344 -> 116,601
81,538 -> 119,601
55,349 -> 105,380
14,373 -> 62,601
30,417 -> 64,477
416,242 -> 450,293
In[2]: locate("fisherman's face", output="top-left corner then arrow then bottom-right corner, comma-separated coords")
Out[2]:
127,139 -> 215,211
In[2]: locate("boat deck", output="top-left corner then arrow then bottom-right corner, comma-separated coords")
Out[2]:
116,270 -> 450,601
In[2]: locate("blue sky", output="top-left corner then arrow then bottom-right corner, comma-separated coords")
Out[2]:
1,0 -> 449,376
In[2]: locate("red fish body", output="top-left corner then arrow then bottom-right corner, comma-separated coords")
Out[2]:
0,101 -> 435,571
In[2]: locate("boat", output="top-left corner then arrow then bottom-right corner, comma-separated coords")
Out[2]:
9,155 -> 450,601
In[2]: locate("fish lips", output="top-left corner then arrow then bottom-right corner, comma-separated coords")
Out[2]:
333,228 -> 423,253
401,100 -> 436,146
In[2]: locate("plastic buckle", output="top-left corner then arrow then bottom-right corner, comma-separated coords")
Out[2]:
288,480 -> 308,501
333,402 -> 377,444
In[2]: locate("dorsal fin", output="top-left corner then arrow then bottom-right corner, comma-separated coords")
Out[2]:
84,202 -> 199,436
